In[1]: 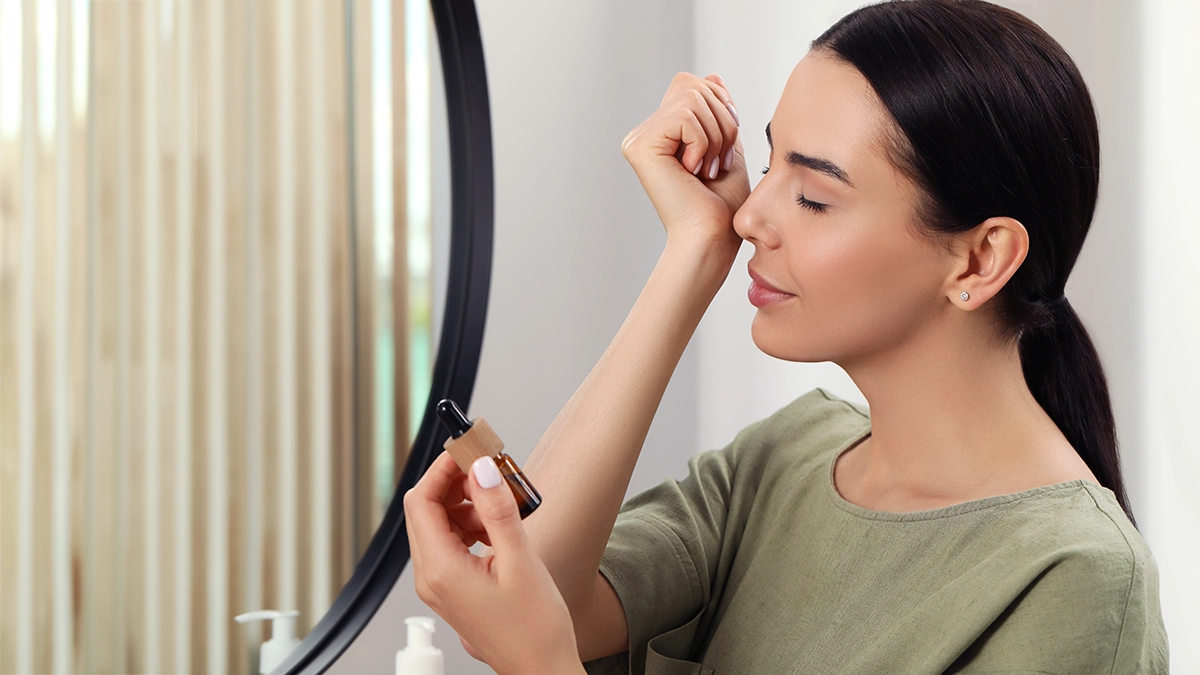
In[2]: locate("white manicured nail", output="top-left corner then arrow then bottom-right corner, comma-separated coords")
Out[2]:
709,157 -> 719,179
723,149 -> 733,171
725,102 -> 740,127
472,456 -> 501,489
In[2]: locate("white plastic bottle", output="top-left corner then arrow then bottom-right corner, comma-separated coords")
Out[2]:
395,616 -> 444,675
234,609 -> 301,674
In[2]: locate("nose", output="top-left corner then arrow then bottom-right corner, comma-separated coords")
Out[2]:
733,181 -> 780,249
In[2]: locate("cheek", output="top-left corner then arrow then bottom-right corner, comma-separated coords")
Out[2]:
798,217 -> 928,304
754,215 -> 945,360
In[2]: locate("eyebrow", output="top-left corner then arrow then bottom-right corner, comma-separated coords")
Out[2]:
765,122 -> 855,188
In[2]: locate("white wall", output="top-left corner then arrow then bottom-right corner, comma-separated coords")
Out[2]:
334,1 -> 1198,672
1139,0 -> 1200,668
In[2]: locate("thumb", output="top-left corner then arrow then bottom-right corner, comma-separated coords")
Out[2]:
469,456 -> 527,557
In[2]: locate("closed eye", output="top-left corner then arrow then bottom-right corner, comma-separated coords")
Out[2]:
796,194 -> 828,213
765,165 -> 828,213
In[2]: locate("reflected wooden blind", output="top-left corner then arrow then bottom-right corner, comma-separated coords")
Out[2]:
0,1 -> 416,674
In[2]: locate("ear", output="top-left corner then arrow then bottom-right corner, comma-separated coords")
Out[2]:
945,216 -> 1028,309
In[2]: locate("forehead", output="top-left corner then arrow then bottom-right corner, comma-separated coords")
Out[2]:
770,52 -> 897,186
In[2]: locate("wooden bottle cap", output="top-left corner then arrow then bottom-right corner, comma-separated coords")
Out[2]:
443,417 -> 505,474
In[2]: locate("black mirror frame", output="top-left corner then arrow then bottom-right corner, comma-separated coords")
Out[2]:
277,0 -> 493,671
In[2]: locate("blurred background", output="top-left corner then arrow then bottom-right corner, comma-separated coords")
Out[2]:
0,0 -> 449,672
2,0 -> 1197,674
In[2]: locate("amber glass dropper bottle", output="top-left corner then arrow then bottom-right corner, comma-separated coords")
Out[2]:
435,399 -> 542,519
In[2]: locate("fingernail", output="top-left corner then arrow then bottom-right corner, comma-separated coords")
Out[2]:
725,102 -> 740,127
709,157 -> 719,179
693,160 -> 703,176
472,457 -> 502,489
723,149 -> 733,171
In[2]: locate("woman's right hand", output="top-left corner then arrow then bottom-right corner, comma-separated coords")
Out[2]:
622,72 -> 750,261
404,452 -> 585,675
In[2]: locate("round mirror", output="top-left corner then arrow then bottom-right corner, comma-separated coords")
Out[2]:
0,0 -> 491,673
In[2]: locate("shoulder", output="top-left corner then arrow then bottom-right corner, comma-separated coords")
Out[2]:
773,387 -> 870,434
959,483 -> 1168,673
977,480 -> 1156,601
1005,481 -> 1154,581
637,388 -> 868,525
719,388 -> 870,475
1042,483 -> 1163,625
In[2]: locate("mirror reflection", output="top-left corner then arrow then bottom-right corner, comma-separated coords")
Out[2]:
0,0 -> 450,673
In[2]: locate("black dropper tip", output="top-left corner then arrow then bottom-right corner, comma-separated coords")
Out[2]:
435,399 -> 472,438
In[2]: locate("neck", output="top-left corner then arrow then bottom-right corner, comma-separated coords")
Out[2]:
837,309 -> 1084,507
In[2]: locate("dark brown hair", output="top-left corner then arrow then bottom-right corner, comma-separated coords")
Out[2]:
813,0 -> 1133,522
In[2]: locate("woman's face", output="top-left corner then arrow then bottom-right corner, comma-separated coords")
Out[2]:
733,52 -> 955,367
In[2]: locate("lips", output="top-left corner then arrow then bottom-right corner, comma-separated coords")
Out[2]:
747,267 -> 794,308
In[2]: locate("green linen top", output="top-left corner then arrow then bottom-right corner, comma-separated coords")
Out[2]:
582,389 -> 1168,675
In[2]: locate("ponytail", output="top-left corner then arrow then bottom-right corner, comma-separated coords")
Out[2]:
1019,298 -> 1133,524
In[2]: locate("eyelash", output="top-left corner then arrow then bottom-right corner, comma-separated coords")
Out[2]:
761,165 -> 829,214
796,195 -> 828,214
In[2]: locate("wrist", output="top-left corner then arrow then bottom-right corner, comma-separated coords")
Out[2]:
659,235 -> 742,295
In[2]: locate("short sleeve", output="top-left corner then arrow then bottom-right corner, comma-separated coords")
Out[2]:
580,389 -> 867,675
582,445 -> 738,675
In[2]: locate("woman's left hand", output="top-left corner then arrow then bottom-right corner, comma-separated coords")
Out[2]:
403,451 -> 586,675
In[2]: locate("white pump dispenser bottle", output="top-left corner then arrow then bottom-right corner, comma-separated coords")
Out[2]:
234,609 -> 301,674
395,616 -> 444,675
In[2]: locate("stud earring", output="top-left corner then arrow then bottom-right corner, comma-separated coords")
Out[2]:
960,291 -> 970,301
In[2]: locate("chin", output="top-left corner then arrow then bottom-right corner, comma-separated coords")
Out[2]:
750,316 -> 837,364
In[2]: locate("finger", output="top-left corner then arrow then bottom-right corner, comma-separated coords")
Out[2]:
411,451 -> 467,504
701,75 -> 742,171
467,456 -> 530,560
404,454 -> 475,567
696,78 -> 740,167
691,84 -> 739,176
440,466 -> 481,546
446,518 -> 468,547
403,494 -> 426,579
670,107 -> 710,177
677,88 -> 724,180
446,499 -> 485,531
662,70 -> 699,106
446,502 -> 490,546
442,472 -> 468,509
703,73 -> 739,127
448,518 -> 489,549
663,72 -> 736,122
451,484 -> 494,547
405,466 -> 463,574
405,486 -> 480,606
404,454 -> 464,579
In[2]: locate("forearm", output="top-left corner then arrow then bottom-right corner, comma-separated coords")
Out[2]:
522,240 -> 734,612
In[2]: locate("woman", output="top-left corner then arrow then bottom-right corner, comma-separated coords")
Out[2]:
403,1 -> 1169,672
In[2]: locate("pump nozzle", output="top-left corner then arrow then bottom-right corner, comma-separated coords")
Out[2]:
406,616 -> 435,648
235,610 -> 301,674
396,616 -> 443,675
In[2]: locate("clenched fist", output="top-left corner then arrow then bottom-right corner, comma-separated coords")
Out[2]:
622,73 -> 751,266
